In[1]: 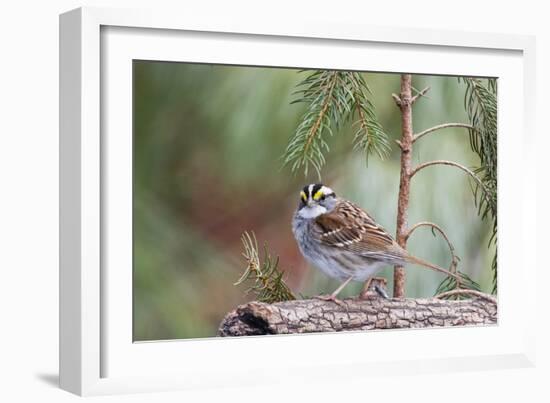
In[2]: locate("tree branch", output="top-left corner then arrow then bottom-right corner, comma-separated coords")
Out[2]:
410,160 -> 494,212
393,74 -> 414,298
218,296 -> 497,336
413,123 -> 475,143
435,289 -> 497,305
410,160 -> 483,188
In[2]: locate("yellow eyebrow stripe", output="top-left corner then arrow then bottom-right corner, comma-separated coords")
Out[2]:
313,189 -> 323,200
300,191 -> 307,202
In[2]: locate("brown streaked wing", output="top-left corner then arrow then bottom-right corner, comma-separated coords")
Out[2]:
314,200 -> 408,259
314,212 -> 363,247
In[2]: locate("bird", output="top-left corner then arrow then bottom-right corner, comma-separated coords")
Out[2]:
291,183 -> 459,301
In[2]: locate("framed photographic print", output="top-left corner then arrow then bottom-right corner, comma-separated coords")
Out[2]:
59,6 -> 536,396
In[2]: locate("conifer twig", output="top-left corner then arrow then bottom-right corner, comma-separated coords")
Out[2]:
283,70 -> 389,177
235,231 -> 295,303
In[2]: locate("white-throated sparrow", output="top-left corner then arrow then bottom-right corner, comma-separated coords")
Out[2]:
292,183 -> 457,300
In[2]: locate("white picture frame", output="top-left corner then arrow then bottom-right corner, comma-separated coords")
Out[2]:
59,6 -> 537,396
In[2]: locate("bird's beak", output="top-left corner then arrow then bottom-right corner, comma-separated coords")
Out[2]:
306,200 -> 314,207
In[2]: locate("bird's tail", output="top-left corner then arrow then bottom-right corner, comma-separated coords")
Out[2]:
405,255 -> 459,281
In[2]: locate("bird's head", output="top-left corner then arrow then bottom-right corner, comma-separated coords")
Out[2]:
297,183 -> 337,219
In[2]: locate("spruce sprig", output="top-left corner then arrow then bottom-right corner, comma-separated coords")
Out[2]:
349,73 -> 391,162
234,231 -> 295,303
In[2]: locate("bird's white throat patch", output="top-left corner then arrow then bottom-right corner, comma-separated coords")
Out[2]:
299,204 -> 327,219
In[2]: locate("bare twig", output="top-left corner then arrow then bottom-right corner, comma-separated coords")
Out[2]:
391,93 -> 402,106
410,160 -> 494,218
413,123 -> 475,143
435,289 -> 497,305
411,86 -> 430,104
411,160 -> 481,186
405,221 -> 459,274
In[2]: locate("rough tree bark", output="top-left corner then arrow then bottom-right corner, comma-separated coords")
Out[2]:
218,296 -> 497,336
219,279 -> 496,336
393,74 -> 415,298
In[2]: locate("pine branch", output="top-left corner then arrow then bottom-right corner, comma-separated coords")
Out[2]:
349,73 -> 391,162
460,77 -> 498,293
234,231 -> 295,303
283,70 -> 389,177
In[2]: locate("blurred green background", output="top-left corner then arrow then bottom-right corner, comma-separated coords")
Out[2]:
133,61 -> 495,341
